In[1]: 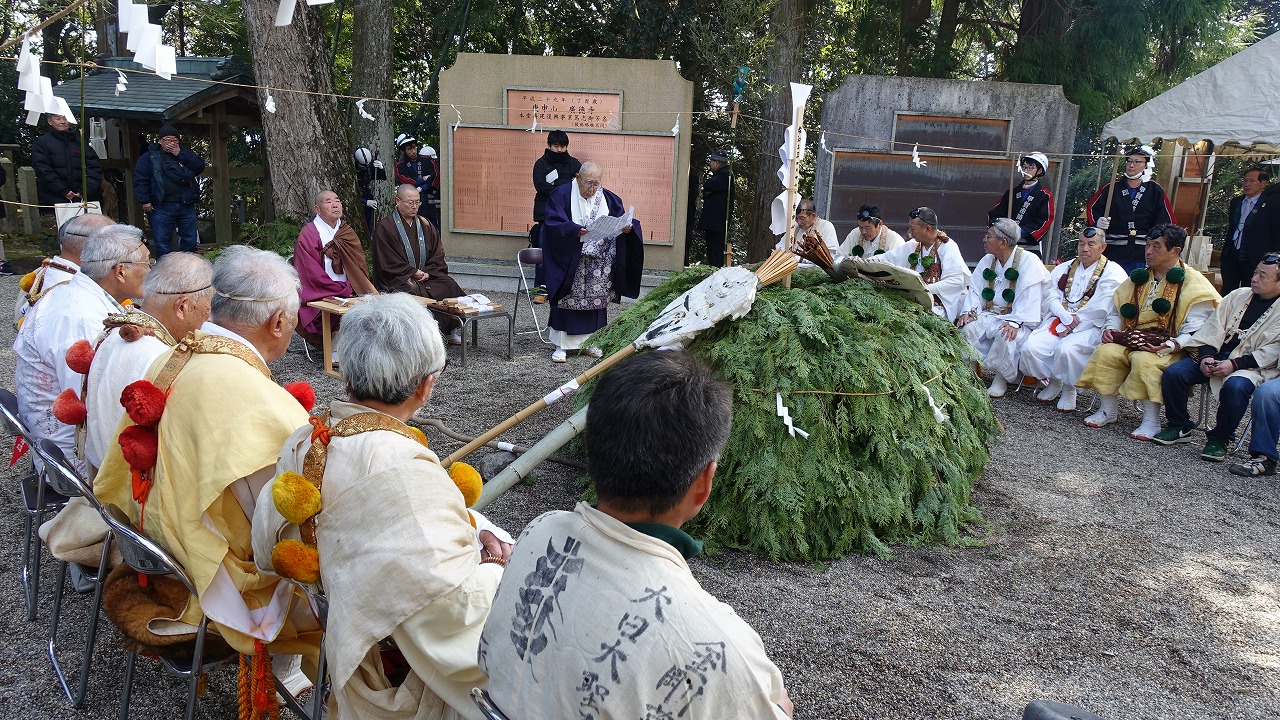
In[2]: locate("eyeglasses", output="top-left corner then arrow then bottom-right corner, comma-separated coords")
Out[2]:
856,210 -> 879,222
909,208 -> 922,219
580,179 -> 602,188
399,199 -> 422,206
795,208 -> 815,216
120,258 -> 156,268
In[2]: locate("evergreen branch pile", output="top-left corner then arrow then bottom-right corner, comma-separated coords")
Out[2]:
585,266 -> 998,561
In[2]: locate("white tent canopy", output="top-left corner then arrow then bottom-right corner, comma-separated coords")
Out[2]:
1101,31 -> 1280,148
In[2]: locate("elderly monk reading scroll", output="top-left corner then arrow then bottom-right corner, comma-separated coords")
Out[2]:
480,350 -> 793,720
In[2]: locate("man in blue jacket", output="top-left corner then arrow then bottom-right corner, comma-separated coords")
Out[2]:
134,124 -> 205,257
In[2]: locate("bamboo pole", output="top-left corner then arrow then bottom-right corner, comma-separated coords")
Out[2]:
1006,155 -> 1017,219
472,407 -> 589,511
1102,151 -> 1123,222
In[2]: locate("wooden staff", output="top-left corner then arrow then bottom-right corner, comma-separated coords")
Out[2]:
1007,155 -> 1018,219
781,103 -> 805,289
1102,151 -> 1123,223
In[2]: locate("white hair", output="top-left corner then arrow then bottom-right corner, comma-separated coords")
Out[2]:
991,218 -> 1020,248
58,213 -> 115,256
336,293 -> 444,405
79,224 -> 147,280
210,245 -> 300,327
143,252 -> 213,302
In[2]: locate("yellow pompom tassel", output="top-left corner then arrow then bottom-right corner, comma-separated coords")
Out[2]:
19,271 -> 36,292
271,539 -> 320,584
272,471 -> 322,525
448,462 -> 483,507
408,426 -> 428,447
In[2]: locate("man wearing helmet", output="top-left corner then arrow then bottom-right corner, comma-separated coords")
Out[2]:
353,146 -> 386,231
1086,145 -> 1175,272
394,133 -> 440,230
987,152 -> 1055,256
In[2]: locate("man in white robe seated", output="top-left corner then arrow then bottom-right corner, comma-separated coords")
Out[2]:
1021,227 -> 1127,411
957,218 -> 1050,397
1152,254 -> 1280,462
479,349 -> 794,720
253,293 -> 514,719
880,206 -> 970,322
14,213 -> 114,329
838,204 -> 905,257
774,198 -> 838,267
14,223 -> 150,476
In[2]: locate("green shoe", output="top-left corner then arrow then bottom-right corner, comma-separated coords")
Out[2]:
1152,426 -> 1194,445
1201,437 -> 1228,462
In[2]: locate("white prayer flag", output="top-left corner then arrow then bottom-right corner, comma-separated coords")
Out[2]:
154,44 -> 177,79
51,96 -> 77,124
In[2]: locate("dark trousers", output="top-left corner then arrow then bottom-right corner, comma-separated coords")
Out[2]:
529,224 -> 546,288
149,201 -> 198,257
1162,356 -> 1256,439
1104,241 -> 1146,274
704,228 -> 726,267
1220,248 -> 1248,294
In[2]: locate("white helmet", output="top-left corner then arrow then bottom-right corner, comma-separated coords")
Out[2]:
1020,152 -> 1049,175
395,133 -> 417,150
353,147 -> 372,168
421,145 -> 437,158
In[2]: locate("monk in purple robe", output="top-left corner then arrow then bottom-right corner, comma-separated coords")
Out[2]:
542,161 -> 643,363
295,190 -> 377,345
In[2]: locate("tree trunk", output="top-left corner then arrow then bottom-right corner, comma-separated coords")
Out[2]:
933,0 -> 962,75
241,0 -> 354,224
898,0 -> 931,75
747,0 -> 806,263
348,0 -> 395,235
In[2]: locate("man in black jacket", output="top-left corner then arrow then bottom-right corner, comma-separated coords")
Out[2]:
698,150 -> 733,267
530,130 -> 581,296
987,152 -> 1054,256
32,114 -> 102,222
1086,145 -> 1175,272
133,124 -> 206,257
1221,167 -> 1280,293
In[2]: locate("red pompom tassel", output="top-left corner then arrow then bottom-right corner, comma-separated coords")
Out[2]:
120,380 -> 167,427
52,389 -> 88,425
65,339 -> 95,375
119,424 -> 159,471
284,382 -> 316,412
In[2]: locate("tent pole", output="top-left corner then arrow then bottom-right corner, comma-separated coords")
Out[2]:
1197,142 -> 1217,237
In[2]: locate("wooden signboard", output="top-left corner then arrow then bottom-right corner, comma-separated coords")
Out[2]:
505,89 -> 622,130
827,151 -> 1060,261
450,126 -> 676,245
893,114 -> 1011,156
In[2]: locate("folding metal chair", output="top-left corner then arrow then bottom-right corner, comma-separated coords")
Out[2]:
0,388 -> 68,621
471,687 -> 513,720
37,439 -> 112,707
274,585 -> 329,720
98,503 -> 239,720
513,248 -> 553,344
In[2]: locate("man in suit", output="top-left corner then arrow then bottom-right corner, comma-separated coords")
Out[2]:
1221,167 -> 1280,293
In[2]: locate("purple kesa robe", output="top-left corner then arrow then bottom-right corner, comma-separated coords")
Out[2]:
295,220 -> 376,337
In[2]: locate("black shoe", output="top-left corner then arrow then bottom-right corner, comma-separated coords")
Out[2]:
1229,454 -> 1277,477
0,261 -> 15,276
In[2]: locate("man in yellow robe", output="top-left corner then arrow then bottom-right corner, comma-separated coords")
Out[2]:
1078,224 -> 1220,440
94,246 -> 318,684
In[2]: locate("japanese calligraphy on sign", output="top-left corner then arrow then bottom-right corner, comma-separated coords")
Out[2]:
506,89 -> 622,130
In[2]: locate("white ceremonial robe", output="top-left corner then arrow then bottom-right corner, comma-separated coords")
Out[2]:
1020,257 -> 1127,386
838,225 -> 905,257
84,322 -> 169,471
14,256 -> 79,328
13,271 -> 123,475
479,503 -> 790,720
775,218 -> 839,267
881,238 -> 971,322
253,401 -> 510,720
1188,287 -> 1280,395
960,249 -> 1050,382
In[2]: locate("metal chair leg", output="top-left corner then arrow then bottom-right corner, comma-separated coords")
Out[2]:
119,650 -> 137,720
184,619 -> 209,720
50,534 -> 111,706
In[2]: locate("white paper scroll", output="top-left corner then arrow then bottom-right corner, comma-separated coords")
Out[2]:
581,206 -> 634,244
768,82 -> 812,237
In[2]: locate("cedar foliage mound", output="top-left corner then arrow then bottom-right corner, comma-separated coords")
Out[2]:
585,265 -> 999,561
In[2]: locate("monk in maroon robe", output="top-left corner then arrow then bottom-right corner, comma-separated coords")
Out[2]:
295,190 -> 377,344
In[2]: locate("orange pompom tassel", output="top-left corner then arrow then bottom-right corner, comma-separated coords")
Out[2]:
19,271 -> 37,292
52,389 -> 88,425
408,426 -> 429,447
448,462 -> 483,507
119,424 -> 159,471
272,471 -> 322,525
271,539 -> 320,584
65,339 -> 95,374
120,380 -> 166,427
284,382 -> 316,412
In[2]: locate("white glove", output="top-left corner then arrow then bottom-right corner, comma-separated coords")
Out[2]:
1096,216 -> 1110,230
372,160 -> 384,170
364,199 -> 377,209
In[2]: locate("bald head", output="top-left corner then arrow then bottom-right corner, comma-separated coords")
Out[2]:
58,213 -> 116,263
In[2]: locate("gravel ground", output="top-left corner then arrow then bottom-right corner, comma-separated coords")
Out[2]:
0,271 -> 1276,719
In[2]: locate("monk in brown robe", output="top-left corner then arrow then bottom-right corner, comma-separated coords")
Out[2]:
372,184 -> 465,337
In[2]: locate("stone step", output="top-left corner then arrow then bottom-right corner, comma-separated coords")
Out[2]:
447,256 -> 671,299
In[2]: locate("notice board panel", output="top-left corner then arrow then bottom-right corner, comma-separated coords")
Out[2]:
451,126 -> 675,245
893,114 -> 1010,157
828,151 -> 1059,262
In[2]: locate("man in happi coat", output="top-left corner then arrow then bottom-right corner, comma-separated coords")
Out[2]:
295,190 -> 378,346
987,152 -> 1055,255
15,223 -> 149,477
371,184 -> 466,341
957,218 -> 1050,398
542,161 -> 643,363
254,294 -> 514,719
15,213 -> 114,329
479,349 -> 793,720
880,206 -> 971,322
93,246 -> 319,692
1152,254 -> 1280,462
39,253 -> 213,577
1087,145 -> 1175,272
1020,227 -> 1127,412
1078,224 -> 1220,440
